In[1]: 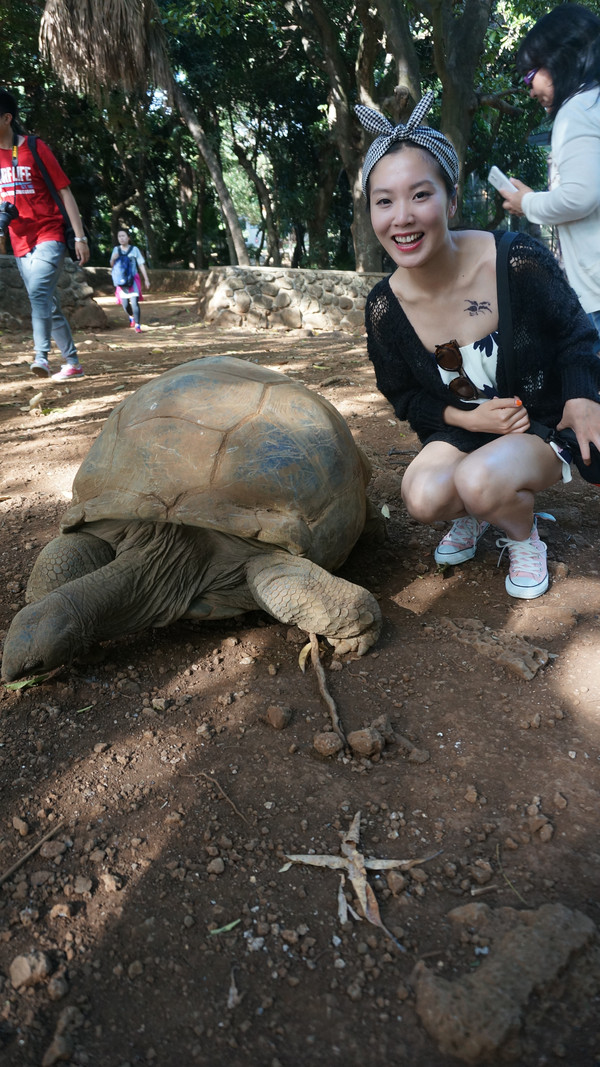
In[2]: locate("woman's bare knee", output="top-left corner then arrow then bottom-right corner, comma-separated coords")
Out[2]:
402,471 -> 457,522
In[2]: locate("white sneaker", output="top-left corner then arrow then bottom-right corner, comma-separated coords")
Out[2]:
496,514 -> 555,599
434,516 -> 490,565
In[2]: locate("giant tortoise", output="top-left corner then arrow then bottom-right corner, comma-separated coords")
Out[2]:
2,356 -> 381,681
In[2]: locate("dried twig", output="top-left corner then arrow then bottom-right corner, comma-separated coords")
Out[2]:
495,843 -> 527,905
309,632 -> 347,746
179,771 -> 249,824
0,818 -> 66,887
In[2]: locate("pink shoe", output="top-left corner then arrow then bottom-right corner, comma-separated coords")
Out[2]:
134,324 -> 142,333
51,364 -> 84,381
434,516 -> 489,565
496,514 -> 555,599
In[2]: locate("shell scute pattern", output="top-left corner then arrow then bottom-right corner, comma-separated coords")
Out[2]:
61,356 -> 369,568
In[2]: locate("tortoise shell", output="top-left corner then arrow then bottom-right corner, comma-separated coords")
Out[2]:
62,356 -> 370,571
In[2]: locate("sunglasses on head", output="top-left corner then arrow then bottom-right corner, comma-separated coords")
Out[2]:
523,67 -> 539,87
435,339 -> 478,400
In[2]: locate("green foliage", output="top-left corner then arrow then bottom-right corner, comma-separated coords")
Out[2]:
4,0 -> 594,265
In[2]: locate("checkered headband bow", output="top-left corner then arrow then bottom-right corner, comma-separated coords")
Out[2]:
355,91 -> 460,196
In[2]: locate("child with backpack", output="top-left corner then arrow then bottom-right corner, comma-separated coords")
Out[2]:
110,228 -> 150,332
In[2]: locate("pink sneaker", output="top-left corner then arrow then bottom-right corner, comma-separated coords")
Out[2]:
51,363 -> 84,381
434,516 -> 490,565
496,514 -> 554,599
134,324 -> 142,333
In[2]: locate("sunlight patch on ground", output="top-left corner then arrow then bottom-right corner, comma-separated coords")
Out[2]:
391,571 -> 462,614
95,294 -> 197,308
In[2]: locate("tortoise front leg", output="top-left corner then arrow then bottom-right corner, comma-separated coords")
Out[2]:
245,552 -> 381,656
26,533 -> 114,604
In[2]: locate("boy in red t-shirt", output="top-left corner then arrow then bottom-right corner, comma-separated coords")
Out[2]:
0,89 -> 89,380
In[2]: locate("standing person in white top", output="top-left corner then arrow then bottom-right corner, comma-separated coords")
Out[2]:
110,228 -> 150,333
501,5 -> 600,340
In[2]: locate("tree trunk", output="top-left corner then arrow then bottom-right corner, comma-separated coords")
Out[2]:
231,143 -> 281,265
196,171 -> 205,270
291,222 -> 306,268
425,0 -> 494,195
135,188 -> 159,266
287,0 -> 388,270
306,146 -> 339,269
174,86 -> 249,266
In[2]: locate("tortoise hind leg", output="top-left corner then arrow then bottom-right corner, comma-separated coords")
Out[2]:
245,552 -> 381,656
26,532 -> 115,604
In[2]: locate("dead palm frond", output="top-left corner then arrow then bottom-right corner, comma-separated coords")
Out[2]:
40,0 -> 173,97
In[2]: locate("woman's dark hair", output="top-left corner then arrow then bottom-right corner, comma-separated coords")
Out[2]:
365,139 -> 457,208
517,4 -> 600,119
0,88 -> 25,136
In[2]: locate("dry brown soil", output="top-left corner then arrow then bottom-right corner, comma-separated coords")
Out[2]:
0,291 -> 599,1067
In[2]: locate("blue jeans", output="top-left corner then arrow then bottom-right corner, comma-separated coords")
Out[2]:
120,292 -> 140,325
588,309 -> 600,343
16,240 -> 78,364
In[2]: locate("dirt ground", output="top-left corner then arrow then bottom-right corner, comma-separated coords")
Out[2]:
0,290 -> 599,1067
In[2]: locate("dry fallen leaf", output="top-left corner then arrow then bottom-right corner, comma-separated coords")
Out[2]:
281,811 -> 441,950
226,967 -> 244,1010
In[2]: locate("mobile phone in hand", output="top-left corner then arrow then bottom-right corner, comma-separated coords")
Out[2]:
488,166 -> 518,194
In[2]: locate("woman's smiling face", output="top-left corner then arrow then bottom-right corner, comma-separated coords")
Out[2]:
368,145 -> 456,269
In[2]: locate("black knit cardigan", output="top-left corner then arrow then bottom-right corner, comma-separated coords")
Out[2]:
365,231 -> 600,453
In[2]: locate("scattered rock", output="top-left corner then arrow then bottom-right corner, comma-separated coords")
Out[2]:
436,617 -> 551,680
538,823 -> 554,843
313,733 -> 344,757
41,1034 -> 73,1066
386,871 -> 407,895
347,727 -> 384,758
10,950 -> 52,989
413,903 -> 597,1064
47,974 -> 70,1001
152,697 -> 170,711
12,816 -> 29,837
40,839 -> 66,859
73,876 -> 93,895
407,747 -> 430,764
207,857 -> 225,875
266,704 -> 292,730
370,714 -> 396,743
100,872 -> 123,892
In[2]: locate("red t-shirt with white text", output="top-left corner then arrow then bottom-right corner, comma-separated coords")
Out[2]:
0,138 -> 71,256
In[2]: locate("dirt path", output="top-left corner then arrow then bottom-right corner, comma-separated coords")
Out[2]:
0,293 -> 599,1066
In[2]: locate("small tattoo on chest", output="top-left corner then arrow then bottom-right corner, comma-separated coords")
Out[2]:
464,299 -> 492,316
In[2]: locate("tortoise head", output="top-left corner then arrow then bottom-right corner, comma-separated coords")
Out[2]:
1,593 -> 85,682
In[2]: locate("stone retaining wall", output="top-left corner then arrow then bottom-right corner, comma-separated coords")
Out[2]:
196,266 -> 386,333
85,266 -> 207,296
0,254 -> 107,332
86,264 -> 387,334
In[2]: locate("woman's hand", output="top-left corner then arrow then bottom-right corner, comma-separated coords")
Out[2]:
557,398 -> 600,464
447,396 -> 531,434
501,179 -> 533,217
